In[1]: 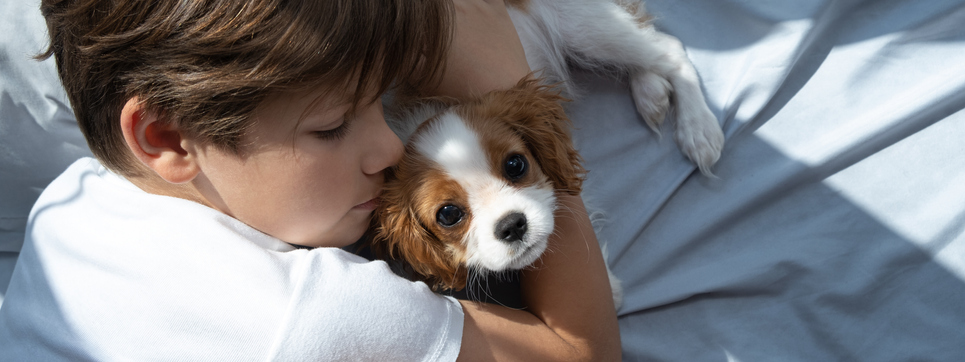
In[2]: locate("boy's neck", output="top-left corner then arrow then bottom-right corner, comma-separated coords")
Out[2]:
126,173 -> 215,210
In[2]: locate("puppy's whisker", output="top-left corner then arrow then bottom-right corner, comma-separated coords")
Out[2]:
470,269 -> 487,302
465,267 -> 479,301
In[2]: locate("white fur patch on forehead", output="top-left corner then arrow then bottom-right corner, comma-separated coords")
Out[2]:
412,111 -> 490,178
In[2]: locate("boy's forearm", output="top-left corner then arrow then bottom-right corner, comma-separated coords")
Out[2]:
522,193 -> 621,360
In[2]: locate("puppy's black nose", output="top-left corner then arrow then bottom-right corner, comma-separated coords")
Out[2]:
495,212 -> 527,243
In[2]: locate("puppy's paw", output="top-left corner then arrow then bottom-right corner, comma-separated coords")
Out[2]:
675,105 -> 724,176
630,70 -> 671,134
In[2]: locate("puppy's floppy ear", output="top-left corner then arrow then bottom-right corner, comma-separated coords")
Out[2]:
373,168 -> 469,291
491,76 -> 586,195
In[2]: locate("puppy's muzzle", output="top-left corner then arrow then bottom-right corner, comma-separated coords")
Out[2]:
495,212 -> 528,243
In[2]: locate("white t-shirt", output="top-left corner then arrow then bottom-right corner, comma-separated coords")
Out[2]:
0,158 -> 463,361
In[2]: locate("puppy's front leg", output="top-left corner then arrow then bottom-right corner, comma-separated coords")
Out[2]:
641,30 -> 724,176
554,0 -> 725,175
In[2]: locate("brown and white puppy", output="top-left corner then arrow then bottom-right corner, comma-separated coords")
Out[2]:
373,78 -> 584,292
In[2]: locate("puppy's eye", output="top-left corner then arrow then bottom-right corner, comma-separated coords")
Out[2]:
504,154 -> 527,181
436,205 -> 464,227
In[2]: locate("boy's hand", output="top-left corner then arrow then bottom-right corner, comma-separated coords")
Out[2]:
430,0 -> 531,99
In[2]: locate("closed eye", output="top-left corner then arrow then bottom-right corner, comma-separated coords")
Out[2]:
312,117 -> 352,141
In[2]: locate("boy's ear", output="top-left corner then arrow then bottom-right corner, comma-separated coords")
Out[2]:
120,98 -> 200,184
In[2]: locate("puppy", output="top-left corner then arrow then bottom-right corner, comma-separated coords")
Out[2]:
507,0 -> 724,175
375,77 -> 581,290
375,78 -> 623,309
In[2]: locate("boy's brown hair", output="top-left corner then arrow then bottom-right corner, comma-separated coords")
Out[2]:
39,0 -> 453,176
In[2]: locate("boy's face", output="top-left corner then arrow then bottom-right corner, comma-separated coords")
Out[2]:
191,87 -> 402,248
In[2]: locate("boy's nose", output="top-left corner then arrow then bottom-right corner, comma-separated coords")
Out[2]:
362,112 -> 404,176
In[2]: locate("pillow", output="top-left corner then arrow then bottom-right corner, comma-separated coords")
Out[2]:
0,0 -> 92,253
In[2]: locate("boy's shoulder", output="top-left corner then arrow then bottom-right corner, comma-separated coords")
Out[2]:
3,157 -> 464,360
29,157 -> 294,253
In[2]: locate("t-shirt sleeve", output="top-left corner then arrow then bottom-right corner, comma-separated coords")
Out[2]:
265,249 -> 464,361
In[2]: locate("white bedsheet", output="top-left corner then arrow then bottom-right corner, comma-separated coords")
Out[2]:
565,0 -> 965,360
2,0 -> 964,360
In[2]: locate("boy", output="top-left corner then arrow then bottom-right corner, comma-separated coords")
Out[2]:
0,0 -> 620,360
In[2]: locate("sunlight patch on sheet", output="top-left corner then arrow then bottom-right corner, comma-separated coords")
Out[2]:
752,30 -> 965,166
745,31 -> 965,283
822,113 -> 965,281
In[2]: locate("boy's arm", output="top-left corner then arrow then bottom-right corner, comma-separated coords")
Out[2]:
428,0 -> 531,100
456,194 -> 621,361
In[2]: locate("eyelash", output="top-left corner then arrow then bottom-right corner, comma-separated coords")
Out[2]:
312,117 -> 352,141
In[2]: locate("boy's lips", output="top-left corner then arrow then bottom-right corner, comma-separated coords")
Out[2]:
354,197 -> 380,210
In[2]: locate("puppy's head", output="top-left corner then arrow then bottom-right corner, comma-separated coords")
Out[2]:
374,78 -> 584,290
